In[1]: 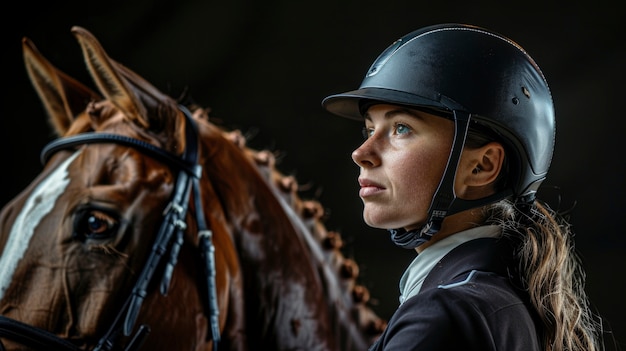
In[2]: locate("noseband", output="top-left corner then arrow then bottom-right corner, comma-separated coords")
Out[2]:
0,106 -> 221,351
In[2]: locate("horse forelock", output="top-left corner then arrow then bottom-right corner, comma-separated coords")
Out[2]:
74,100 -> 186,156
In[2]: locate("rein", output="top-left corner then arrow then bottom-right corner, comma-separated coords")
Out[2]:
0,106 -> 221,351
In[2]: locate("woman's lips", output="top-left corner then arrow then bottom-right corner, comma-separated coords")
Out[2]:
358,178 -> 385,197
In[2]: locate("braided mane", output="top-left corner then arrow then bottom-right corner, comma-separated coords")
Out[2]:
191,104 -> 386,348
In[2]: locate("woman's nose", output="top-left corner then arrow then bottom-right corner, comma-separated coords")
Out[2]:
352,139 -> 380,168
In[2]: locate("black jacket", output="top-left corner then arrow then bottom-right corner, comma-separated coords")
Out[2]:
369,237 -> 541,350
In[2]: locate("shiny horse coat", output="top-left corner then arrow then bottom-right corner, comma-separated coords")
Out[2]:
0,27 -> 384,350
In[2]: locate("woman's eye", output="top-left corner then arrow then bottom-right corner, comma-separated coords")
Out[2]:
362,127 -> 374,139
394,123 -> 411,135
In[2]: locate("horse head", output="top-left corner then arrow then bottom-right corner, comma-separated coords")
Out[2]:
0,27 -> 385,351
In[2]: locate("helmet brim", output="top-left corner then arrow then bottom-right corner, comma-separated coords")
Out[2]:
322,87 -> 454,121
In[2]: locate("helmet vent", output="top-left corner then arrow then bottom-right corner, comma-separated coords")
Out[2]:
522,86 -> 531,99
366,38 -> 404,77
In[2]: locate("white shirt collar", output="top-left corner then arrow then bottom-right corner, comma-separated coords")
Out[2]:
398,225 -> 501,305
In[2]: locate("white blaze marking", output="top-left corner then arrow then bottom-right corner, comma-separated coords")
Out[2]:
0,152 -> 79,300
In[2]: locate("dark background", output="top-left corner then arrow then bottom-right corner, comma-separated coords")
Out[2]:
2,0 -> 624,348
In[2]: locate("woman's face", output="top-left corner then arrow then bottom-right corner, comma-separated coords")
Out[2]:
352,104 -> 455,230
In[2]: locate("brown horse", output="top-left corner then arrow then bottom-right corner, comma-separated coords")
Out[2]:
0,27 -> 385,351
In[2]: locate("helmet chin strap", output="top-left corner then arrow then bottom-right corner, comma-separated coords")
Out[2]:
389,109 -> 517,250
388,189 -> 512,249
389,110 -> 470,249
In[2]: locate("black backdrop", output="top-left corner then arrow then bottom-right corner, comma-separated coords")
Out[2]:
2,0 -> 624,347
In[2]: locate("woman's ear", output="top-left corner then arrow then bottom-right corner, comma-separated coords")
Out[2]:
456,142 -> 505,198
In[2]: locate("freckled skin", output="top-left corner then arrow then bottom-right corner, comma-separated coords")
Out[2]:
352,104 -> 505,252
352,104 -> 455,231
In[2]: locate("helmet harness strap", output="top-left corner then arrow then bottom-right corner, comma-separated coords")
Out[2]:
390,110 -> 471,249
389,109 -> 518,249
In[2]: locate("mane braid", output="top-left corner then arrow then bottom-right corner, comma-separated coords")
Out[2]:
189,104 -> 387,344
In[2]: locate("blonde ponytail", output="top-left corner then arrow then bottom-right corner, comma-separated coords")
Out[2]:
488,200 -> 605,351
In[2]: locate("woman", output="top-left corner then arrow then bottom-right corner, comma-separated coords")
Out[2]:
322,23 -> 606,351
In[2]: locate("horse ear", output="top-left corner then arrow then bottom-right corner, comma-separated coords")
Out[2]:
71,26 -> 180,133
22,37 -> 101,136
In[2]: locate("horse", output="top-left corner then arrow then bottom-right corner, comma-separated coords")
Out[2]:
0,26 -> 385,351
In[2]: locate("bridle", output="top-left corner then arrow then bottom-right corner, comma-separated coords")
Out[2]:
0,105 -> 221,351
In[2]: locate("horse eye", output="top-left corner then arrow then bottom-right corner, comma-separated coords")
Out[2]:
73,209 -> 119,241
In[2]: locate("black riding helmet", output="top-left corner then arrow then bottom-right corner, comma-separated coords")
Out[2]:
322,23 -> 555,249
